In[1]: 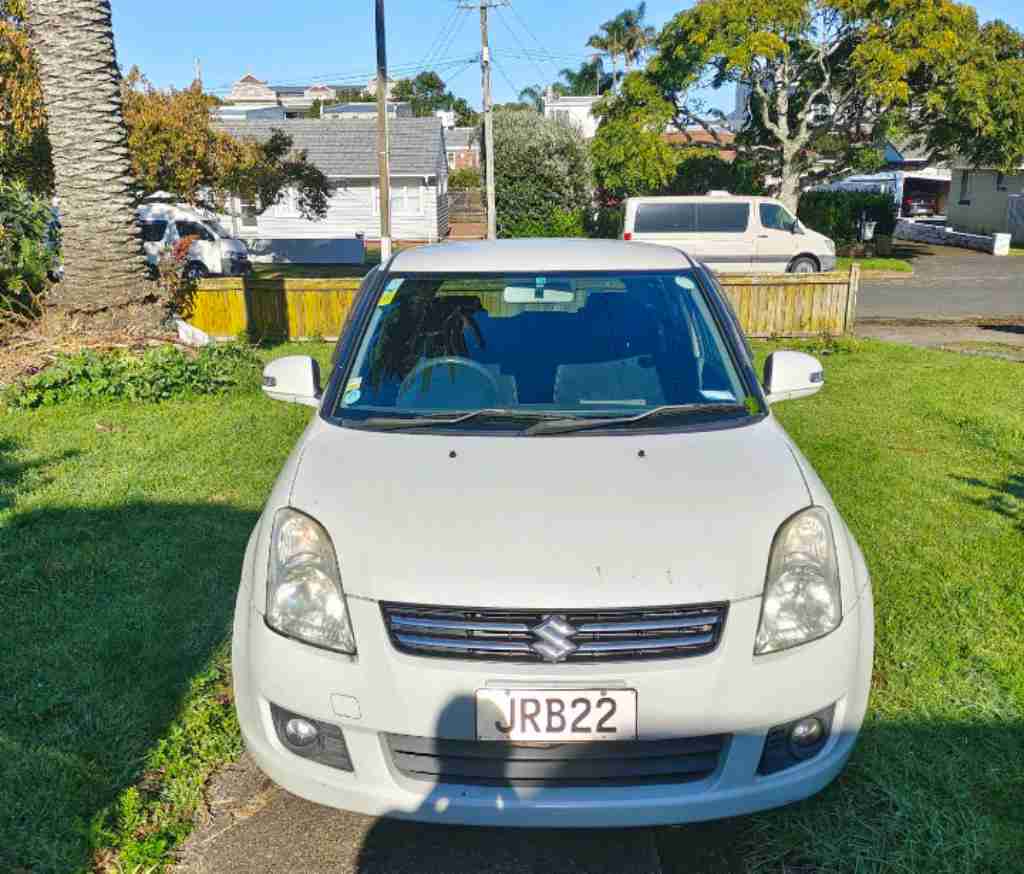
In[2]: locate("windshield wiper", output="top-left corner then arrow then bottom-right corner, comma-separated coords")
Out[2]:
356,408 -> 567,431
523,403 -> 749,436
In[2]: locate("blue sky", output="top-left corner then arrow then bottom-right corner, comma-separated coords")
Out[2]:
112,0 -> 1024,112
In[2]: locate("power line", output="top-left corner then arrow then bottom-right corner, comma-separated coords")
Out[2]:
490,53 -> 522,101
420,5 -> 462,70
494,6 -> 551,88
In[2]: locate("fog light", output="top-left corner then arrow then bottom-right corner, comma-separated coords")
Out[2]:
284,717 -> 319,747
789,717 -> 825,757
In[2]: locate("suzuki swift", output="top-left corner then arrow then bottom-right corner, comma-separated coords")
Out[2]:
232,239 -> 874,827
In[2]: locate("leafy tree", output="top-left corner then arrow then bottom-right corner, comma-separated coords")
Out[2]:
0,0 -> 51,193
487,110 -> 592,238
0,177 -> 55,315
26,0 -> 153,329
518,86 -> 544,113
554,58 -> 613,97
915,19 -> 1024,171
668,147 -> 765,197
447,167 -> 480,191
650,0 -> 980,210
591,74 -> 679,201
587,16 -> 627,89
452,97 -> 479,127
617,3 -> 656,73
122,70 -> 330,222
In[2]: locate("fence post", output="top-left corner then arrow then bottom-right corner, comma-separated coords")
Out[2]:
844,263 -> 860,334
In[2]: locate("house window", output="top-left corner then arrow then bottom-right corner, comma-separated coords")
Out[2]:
373,181 -> 423,216
959,170 -> 972,205
997,172 -> 1008,192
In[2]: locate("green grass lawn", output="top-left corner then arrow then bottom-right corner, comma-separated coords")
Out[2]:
2,339 -> 1023,873
836,256 -> 914,273
1010,247 -> 1024,256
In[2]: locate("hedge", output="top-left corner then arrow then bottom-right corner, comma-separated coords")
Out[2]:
797,190 -> 898,247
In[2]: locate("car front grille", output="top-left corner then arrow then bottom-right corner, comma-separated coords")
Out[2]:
380,602 -> 727,663
385,733 -> 728,786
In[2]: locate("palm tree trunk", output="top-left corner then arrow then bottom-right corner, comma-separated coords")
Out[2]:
26,0 -> 159,332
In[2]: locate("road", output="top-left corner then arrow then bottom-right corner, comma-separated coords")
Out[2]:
857,243 -> 1024,321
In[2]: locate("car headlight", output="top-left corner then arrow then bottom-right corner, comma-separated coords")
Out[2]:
266,508 -> 356,654
825,238 -> 836,254
754,507 -> 841,655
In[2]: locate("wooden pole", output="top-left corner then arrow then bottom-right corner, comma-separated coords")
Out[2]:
480,3 -> 497,240
375,0 -> 393,261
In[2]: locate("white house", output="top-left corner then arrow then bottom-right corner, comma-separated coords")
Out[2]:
947,164 -> 1024,243
543,93 -> 601,139
322,102 -> 413,121
215,118 -> 450,255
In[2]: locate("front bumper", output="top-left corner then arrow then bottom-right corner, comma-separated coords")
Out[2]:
233,585 -> 873,827
820,254 -> 838,272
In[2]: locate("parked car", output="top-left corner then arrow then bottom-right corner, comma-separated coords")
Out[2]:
622,193 -> 837,274
901,194 -> 937,217
233,239 -> 874,827
136,203 -> 251,279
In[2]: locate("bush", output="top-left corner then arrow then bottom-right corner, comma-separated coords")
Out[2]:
797,190 -> 898,247
585,205 -> 624,239
447,167 -> 480,191
667,149 -> 766,197
0,179 -> 57,319
488,111 -> 593,238
4,343 -> 263,409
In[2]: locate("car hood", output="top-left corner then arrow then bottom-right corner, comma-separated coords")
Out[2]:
288,417 -> 811,609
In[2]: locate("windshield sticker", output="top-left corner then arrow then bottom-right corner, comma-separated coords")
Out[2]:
342,388 -> 361,406
378,278 -> 404,307
345,377 -> 362,392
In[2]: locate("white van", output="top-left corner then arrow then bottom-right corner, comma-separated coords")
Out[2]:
622,193 -> 836,274
137,203 -> 251,280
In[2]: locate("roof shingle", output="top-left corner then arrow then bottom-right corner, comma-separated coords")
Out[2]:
215,117 -> 444,178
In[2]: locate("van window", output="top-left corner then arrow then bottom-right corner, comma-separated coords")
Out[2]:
175,221 -> 214,242
140,221 -> 167,243
634,203 -> 696,233
696,203 -> 749,233
759,203 -> 797,232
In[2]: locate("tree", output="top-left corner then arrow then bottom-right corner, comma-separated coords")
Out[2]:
0,0 -> 51,193
122,70 -> 331,222
650,0 -> 980,210
518,86 -> 544,113
26,0 -> 153,329
451,96 -> 479,127
914,19 -> 1024,171
555,57 -> 612,97
487,110 -> 592,238
617,3 -> 656,73
591,73 -> 679,200
587,16 -> 627,90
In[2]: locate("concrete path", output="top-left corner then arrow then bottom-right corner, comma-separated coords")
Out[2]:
857,243 -> 1024,321
175,754 -> 663,874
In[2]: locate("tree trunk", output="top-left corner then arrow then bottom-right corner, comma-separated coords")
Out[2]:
26,0 -> 160,332
777,156 -> 802,214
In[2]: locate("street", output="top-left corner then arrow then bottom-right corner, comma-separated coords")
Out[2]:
857,243 -> 1024,321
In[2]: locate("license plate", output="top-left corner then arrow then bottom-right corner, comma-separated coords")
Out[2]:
476,689 -> 637,741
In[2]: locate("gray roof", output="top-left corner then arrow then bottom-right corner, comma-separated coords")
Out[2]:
445,127 -> 478,150
215,118 -> 443,178
391,239 -> 693,273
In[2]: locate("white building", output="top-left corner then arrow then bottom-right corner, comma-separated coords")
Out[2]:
543,93 -> 601,139
215,118 -> 450,250
322,102 -> 413,121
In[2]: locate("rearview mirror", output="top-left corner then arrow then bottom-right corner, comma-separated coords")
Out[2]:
262,356 -> 322,407
763,351 -> 823,404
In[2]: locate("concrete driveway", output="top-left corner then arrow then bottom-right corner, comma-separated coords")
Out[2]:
857,243 -> 1024,321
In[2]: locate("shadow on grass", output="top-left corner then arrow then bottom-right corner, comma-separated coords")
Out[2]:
953,472 -> 1024,530
0,438 -> 256,873
0,436 -> 80,512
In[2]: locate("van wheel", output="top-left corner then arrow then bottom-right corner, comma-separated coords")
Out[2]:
789,256 -> 819,274
184,262 -> 209,281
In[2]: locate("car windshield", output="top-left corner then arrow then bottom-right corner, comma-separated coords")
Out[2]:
335,270 -> 752,431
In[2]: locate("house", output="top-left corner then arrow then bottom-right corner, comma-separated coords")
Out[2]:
211,105 -> 287,123
662,128 -> 738,161
947,165 -> 1024,243
445,127 -> 479,170
543,93 -> 601,139
365,76 -> 397,100
322,102 -> 412,121
215,118 -> 450,252
224,74 -> 369,118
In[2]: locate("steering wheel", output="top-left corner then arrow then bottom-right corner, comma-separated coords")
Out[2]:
398,356 -> 502,406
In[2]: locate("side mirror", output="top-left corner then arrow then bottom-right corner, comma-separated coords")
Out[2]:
262,356 -> 322,407
763,351 -> 824,404
791,221 -> 805,235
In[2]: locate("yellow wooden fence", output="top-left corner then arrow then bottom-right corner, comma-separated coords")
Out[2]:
191,266 -> 859,341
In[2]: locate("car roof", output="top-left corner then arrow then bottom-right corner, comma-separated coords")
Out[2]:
389,239 -> 694,274
624,195 -> 774,204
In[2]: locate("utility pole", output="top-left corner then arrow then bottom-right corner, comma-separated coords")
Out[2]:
461,1 -> 507,240
375,0 -> 393,261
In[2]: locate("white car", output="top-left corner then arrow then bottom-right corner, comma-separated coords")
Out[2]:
136,203 -> 251,279
622,193 -> 837,274
233,239 -> 873,827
